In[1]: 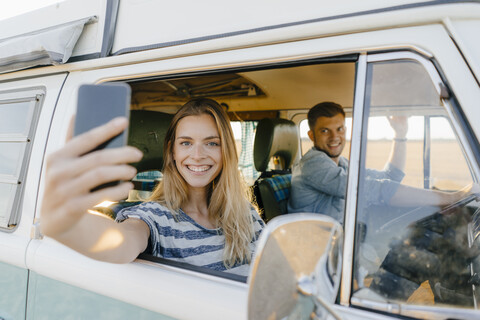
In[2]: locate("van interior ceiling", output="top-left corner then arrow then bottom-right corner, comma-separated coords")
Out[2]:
128,62 -> 356,118
114,60 -> 357,219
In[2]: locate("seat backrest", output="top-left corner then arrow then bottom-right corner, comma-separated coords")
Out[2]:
252,118 -> 298,221
95,110 -> 174,218
253,118 -> 299,173
127,110 -> 174,195
257,174 -> 292,221
128,110 -> 174,173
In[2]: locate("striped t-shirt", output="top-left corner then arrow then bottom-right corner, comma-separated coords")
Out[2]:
116,201 -> 265,276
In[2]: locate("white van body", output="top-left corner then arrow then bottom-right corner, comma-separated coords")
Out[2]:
1,0 -> 479,319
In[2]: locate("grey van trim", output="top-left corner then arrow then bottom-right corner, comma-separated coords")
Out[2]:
112,0 -> 478,56
68,53 -> 102,63
101,0 -> 120,58
68,0 -> 119,62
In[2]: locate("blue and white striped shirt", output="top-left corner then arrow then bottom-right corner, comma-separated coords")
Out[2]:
116,201 -> 265,276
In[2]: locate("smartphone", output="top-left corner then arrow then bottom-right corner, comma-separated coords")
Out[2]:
74,82 -> 131,149
74,82 -> 131,190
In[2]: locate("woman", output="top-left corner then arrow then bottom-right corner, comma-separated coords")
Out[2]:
41,98 -> 264,275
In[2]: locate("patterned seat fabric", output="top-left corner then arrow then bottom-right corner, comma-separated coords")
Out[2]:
264,174 -> 291,203
132,179 -> 158,192
257,174 -> 292,222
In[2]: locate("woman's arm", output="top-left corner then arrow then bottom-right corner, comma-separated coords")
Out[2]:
40,117 -> 147,263
52,212 -> 149,263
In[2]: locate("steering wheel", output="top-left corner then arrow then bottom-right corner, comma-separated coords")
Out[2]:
369,193 -> 480,305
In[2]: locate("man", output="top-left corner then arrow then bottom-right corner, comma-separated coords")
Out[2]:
287,102 -> 408,223
288,102 -> 480,303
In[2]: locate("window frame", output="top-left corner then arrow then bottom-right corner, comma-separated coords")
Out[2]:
103,55 -> 359,280
0,88 -> 45,231
346,51 -> 480,319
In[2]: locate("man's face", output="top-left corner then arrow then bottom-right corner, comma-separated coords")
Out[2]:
308,113 -> 346,162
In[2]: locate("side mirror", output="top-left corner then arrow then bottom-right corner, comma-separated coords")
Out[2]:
248,213 -> 343,320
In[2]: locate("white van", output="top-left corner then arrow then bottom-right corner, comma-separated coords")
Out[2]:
1,0 -> 480,319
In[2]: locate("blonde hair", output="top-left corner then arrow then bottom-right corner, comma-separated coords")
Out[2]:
149,98 -> 256,267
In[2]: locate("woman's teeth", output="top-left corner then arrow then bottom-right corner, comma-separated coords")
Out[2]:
188,165 -> 210,172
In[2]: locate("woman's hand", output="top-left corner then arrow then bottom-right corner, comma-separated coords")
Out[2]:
40,117 -> 143,239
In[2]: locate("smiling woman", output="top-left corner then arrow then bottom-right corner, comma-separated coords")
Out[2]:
143,98 -> 264,273
41,97 -> 264,276
173,114 -> 223,195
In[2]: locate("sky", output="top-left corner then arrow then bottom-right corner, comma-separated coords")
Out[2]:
0,0 -> 64,21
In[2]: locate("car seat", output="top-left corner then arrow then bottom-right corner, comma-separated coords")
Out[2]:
128,110 -> 173,194
252,118 -> 299,222
93,110 -> 174,219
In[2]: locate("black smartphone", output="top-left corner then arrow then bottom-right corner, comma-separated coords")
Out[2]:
74,82 -> 131,150
74,82 -> 131,190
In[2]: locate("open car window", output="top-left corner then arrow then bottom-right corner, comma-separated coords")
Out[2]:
93,58 -> 356,280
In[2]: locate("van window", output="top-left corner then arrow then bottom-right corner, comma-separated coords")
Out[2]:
120,59 -> 356,279
0,90 -> 43,229
352,58 -> 480,312
232,120 -> 259,186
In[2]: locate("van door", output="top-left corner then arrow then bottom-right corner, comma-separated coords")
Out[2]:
349,51 -> 480,319
0,73 -> 67,320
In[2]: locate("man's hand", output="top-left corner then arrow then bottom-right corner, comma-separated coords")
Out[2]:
387,116 -> 409,139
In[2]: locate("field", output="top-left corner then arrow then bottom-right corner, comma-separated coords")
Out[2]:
301,139 -> 472,190
235,138 -> 472,190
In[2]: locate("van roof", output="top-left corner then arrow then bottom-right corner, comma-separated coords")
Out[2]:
0,0 -> 478,74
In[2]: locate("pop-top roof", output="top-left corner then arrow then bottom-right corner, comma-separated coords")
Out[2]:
0,0 -> 474,74
0,0 -> 114,74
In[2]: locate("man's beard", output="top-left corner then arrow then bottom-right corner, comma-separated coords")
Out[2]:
314,145 -> 342,159
312,133 -> 344,159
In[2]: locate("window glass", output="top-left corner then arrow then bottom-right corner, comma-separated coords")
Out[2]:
0,101 -> 34,135
0,93 -> 41,229
353,59 -> 480,311
231,121 -> 243,155
364,116 -> 425,188
0,184 -> 16,227
232,120 -> 259,186
368,60 -> 440,107
0,142 -> 26,177
430,117 -> 471,189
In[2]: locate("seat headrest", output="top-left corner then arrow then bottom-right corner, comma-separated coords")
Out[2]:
128,110 -> 174,173
253,118 -> 299,172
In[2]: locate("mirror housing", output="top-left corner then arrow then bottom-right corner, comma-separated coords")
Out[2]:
248,213 -> 343,320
